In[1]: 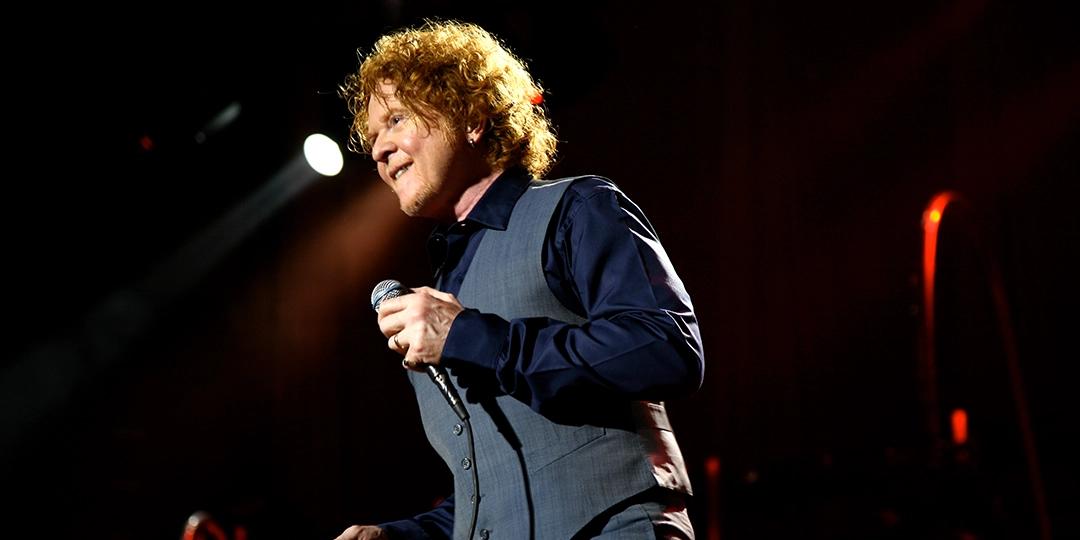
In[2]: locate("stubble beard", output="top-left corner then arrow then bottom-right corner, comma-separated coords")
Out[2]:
399,177 -> 438,217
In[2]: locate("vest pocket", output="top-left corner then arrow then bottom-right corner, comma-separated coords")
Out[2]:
523,424 -> 605,472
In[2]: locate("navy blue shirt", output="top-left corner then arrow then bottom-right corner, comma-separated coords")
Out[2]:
381,168 -> 703,539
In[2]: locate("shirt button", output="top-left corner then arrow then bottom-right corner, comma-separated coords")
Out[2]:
461,457 -> 472,470
479,529 -> 490,540
452,423 -> 463,436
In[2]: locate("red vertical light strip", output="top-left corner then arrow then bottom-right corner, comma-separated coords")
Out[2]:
705,456 -> 722,540
950,408 -> 968,445
921,191 -> 955,445
921,191 -> 1052,539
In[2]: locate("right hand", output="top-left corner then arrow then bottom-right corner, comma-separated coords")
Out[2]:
376,286 -> 464,371
334,525 -> 388,540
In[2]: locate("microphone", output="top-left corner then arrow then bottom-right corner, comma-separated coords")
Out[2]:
371,279 -> 469,421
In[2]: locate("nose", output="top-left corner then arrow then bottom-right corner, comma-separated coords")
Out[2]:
371,132 -> 395,165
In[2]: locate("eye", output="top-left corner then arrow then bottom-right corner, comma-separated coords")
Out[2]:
389,114 -> 406,127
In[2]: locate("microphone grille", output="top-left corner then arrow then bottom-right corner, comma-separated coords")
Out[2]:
371,279 -> 404,311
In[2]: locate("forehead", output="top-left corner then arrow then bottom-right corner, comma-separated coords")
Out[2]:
366,83 -> 401,121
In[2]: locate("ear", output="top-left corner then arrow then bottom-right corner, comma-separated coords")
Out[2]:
465,118 -> 487,144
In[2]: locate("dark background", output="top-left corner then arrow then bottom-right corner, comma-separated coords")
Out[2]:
3,1 -> 1078,538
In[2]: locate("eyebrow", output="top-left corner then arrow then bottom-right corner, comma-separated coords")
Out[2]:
365,104 -> 410,142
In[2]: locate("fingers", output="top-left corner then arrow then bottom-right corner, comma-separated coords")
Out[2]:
375,292 -> 406,313
375,286 -> 461,370
333,525 -> 360,540
388,333 -> 425,371
402,356 -> 424,372
387,334 -> 400,353
377,304 -> 406,338
377,288 -> 454,338
376,287 -> 441,315
334,525 -> 387,540
386,331 -> 421,370
387,332 -> 408,354
413,286 -> 460,306
376,290 -> 430,335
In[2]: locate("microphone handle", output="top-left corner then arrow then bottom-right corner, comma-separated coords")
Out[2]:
426,364 -> 469,421
371,280 -> 469,421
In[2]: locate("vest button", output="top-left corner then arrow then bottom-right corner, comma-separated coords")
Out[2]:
461,457 -> 472,470
479,529 -> 490,539
452,423 -> 463,436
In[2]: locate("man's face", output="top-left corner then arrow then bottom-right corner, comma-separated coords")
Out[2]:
366,82 -> 471,219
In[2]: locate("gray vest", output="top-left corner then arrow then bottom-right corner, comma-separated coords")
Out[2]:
409,177 -> 691,540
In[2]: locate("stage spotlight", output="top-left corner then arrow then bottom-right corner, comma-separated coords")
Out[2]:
2,133 -> 349,453
303,133 -> 344,177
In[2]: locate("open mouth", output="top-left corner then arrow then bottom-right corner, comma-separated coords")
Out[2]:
393,164 -> 411,180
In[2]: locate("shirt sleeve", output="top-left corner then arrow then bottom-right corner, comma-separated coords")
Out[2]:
441,178 -> 704,414
378,494 -> 455,539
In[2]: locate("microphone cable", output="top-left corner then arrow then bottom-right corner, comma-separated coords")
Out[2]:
463,417 -> 480,540
371,280 -> 481,538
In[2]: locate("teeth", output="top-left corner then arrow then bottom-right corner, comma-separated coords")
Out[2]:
394,165 -> 410,180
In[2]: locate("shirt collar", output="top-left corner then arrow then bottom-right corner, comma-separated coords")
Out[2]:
426,167 -> 532,277
458,167 -> 532,232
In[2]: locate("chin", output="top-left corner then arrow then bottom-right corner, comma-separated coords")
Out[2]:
396,197 -> 416,215
397,184 -> 439,218
399,196 -> 432,218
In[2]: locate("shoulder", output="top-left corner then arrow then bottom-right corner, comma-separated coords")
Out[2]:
541,175 -> 655,238
537,175 -> 625,214
554,175 -> 620,198
522,175 -> 625,229
532,175 -> 620,194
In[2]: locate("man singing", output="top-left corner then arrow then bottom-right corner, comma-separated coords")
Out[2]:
336,20 -> 703,540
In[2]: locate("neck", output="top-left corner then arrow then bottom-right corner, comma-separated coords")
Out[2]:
450,167 -> 504,222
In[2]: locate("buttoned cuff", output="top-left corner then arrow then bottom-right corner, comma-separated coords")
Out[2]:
442,308 -> 509,371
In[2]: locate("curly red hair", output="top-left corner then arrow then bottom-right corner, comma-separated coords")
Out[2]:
341,20 -> 557,178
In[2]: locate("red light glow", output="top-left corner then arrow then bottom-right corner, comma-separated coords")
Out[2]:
922,191 -> 957,383
951,408 -> 969,445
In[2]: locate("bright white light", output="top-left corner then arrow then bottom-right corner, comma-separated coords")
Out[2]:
303,133 -> 344,176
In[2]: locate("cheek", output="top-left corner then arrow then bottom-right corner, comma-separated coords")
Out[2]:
398,132 -> 422,156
